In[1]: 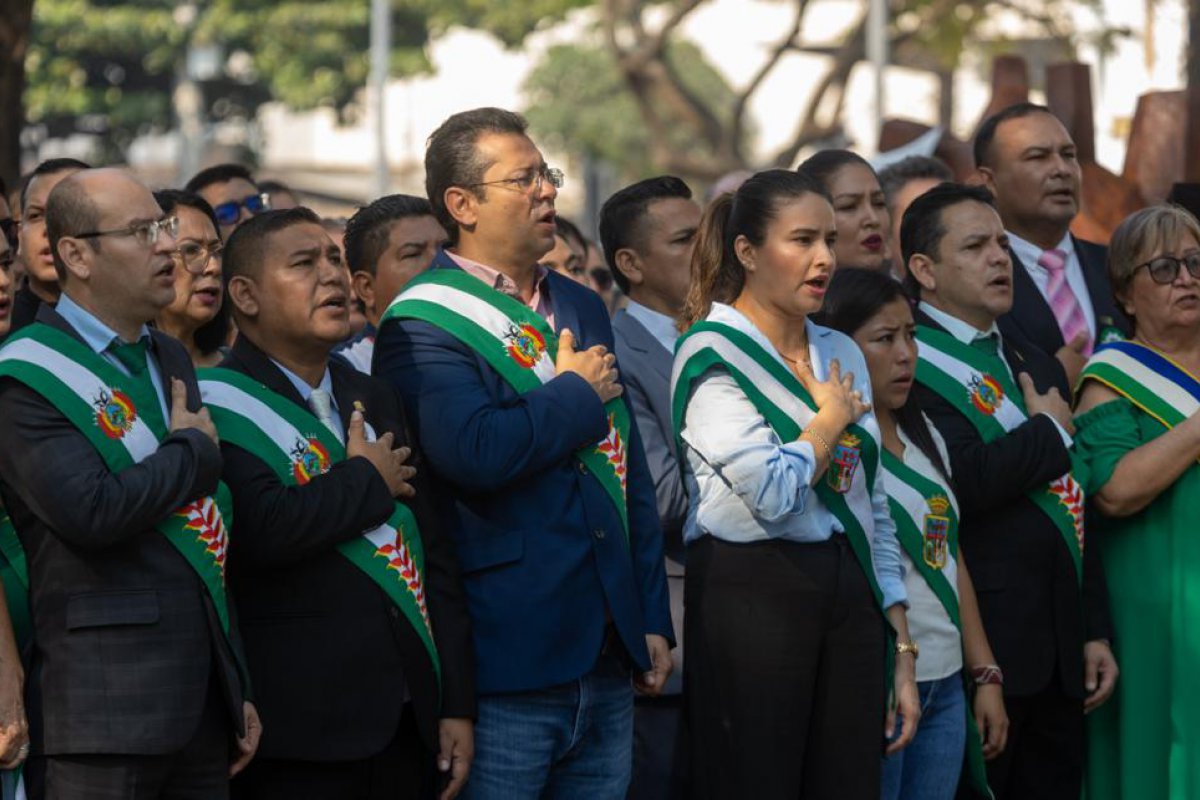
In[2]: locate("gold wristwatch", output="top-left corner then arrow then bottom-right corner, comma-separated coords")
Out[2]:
895,640 -> 920,659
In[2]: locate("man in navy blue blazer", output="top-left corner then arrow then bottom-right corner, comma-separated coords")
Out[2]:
374,107 -> 673,800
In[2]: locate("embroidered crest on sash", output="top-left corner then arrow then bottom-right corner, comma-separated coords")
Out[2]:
827,432 -> 862,494
967,373 -> 1004,415
503,322 -> 546,368
1048,475 -> 1086,553
93,388 -> 137,439
177,496 -> 229,578
373,525 -> 432,634
922,494 -> 951,570
595,413 -> 629,495
290,437 -> 332,484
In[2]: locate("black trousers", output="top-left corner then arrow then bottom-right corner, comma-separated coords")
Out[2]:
984,678 -> 1083,800
231,704 -> 430,800
685,535 -> 887,800
28,679 -> 232,800
630,693 -> 688,800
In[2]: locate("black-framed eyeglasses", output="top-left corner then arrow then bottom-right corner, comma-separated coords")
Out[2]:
468,166 -> 564,196
0,217 -> 17,251
213,193 -> 270,226
76,215 -> 179,248
172,240 -> 224,274
1132,252 -> 1200,285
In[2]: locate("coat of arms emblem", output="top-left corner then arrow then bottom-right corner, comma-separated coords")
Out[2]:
93,387 -> 137,439
968,373 -> 1004,415
826,432 -> 862,494
503,322 -> 546,369
290,437 -> 332,484
922,494 -> 951,570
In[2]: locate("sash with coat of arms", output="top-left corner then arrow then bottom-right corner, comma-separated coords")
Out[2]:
0,323 -> 237,651
914,325 -> 1086,585
198,368 -> 441,686
381,268 -> 633,542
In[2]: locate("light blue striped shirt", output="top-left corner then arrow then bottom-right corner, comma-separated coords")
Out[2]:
677,302 -> 907,609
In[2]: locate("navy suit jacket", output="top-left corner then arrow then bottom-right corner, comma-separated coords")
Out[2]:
374,252 -> 673,695
999,237 -> 1130,362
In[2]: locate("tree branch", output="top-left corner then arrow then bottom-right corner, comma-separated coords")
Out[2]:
731,0 -> 810,159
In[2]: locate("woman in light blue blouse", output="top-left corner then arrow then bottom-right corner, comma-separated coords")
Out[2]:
671,169 -> 918,799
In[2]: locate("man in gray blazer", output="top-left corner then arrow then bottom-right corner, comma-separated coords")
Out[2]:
600,176 -> 700,800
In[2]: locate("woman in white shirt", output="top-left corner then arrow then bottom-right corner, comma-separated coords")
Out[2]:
672,169 -> 919,799
818,267 -> 1009,799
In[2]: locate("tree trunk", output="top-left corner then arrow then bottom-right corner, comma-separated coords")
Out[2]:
1186,0 -> 1200,180
0,0 -> 34,189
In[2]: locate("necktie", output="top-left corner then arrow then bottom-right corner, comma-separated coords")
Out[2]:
1037,248 -> 1091,356
970,334 -> 1000,358
108,338 -> 148,375
307,388 -> 343,444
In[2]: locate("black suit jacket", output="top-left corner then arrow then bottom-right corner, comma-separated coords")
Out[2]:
913,310 -> 1112,698
219,335 -> 474,761
0,305 -> 246,755
999,237 -> 1131,362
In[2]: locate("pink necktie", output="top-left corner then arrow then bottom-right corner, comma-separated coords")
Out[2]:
1038,248 -> 1091,356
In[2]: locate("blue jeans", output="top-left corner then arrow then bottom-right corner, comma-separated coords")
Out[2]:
462,651 -> 634,800
880,673 -> 967,800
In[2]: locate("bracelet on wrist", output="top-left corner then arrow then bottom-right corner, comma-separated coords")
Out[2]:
802,427 -> 833,461
970,664 -> 1004,686
894,640 -> 919,660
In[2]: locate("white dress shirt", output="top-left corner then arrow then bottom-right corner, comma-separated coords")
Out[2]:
270,359 -> 344,442
1008,231 -> 1097,337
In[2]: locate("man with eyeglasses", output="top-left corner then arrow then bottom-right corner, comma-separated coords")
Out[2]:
9,158 -> 91,337
0,168 -> 260,798
374,107 -> 673,799
975,103 -> 1131,387
185,164 -> 271,241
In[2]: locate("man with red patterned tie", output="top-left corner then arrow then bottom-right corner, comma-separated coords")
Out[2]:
975,103 -> 1130,388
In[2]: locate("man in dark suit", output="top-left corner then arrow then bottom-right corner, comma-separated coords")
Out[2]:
901,183 -> 1115,800
975,103 -> 1130,386
375,108 -> 674,799
600,175 -> 699,800
0,168 -> 258,798
7,159 -> 91,337
205,208 -> 475,800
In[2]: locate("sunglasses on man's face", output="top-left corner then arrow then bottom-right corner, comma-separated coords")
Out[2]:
213,193 -> 270,226
0,218 -> 17,251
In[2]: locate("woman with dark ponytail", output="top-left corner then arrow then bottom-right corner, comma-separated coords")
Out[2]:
818,268 -> 1008,800
672,169 -> 919,798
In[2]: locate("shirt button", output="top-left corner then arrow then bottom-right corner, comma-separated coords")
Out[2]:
389,607 -> 400,620
577,462 -> 588,475
593,528 -> 606,540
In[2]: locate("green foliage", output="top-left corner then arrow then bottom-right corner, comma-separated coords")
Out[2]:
25,0 -> 586,151
523,39 -> 743,181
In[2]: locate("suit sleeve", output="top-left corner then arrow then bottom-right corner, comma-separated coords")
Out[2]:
1082,509 -> 1113,642
0,379 -> 222,551
396,406 -> 476,719
622,364 -> 688,535
623,404 -> 674,644
221,442 -> 396,566
373,318 -> 609,492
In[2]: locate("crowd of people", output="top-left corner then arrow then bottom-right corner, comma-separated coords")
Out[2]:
0,99 -> 1194,800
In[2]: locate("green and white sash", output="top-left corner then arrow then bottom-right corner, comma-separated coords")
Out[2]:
0,504 -> 30,652
198,368 -> 440,684
0,323 -> 236,641
382,268 -> 633,539
915,326 -> 1085,583
670,320 -> 890,611
1079,340 -> 1200,453
883,453 -> 992,798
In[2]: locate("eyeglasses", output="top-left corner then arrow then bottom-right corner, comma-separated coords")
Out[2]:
76,215 -> 180,247
0,218 -> 17,251
172,240 -> 224,274
1132,252 -> 1200,285
213,193 -> 270,226
468,166 -> 564,196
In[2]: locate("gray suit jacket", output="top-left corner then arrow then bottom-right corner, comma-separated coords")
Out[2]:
612,307 -> 686,695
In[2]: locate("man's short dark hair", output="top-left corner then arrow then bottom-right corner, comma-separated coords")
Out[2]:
343,194 -> 434,275
45,173 -> 101,282
878,156 -> 955,203
973,102 -> 1055,169
257,179 -> 291,196
900,182 -> 995,294
223,207 -> 322,283
185,163 -> 258,195
22,157 -> 92,211
598,176 -> 692,294
424,107 -> 528,245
